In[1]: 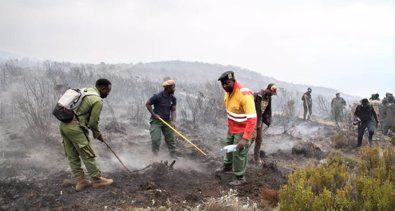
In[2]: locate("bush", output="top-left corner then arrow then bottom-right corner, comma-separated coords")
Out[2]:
330,130 -> 356,149
16,76 -> 57,138
279,149 -> 395,211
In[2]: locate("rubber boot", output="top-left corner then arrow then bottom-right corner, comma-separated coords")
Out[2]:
75,175 -> 92,191
229,176 -> 247,186
215,164 -> 232,174
92,176 -> 113,188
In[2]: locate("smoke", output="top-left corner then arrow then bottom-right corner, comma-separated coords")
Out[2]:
98,142 -> 208,173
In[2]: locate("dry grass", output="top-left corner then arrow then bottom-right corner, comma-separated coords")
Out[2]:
193,189 -> 260,211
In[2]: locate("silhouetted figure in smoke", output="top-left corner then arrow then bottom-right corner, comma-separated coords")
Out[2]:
331,93 -> 347,126
381,94 -> 395,135
301,87 -> 312,120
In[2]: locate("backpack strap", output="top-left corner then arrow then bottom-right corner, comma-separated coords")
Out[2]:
74,90 -> 100,120
76,110 -> 91,118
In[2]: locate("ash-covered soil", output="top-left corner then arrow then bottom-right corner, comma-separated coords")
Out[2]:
1,158 -> 289,210
1,117 -> 392,210
0,155 -> 287,210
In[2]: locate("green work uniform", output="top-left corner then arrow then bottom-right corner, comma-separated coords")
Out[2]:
149,118 -> 176,155
59,87 -> 103,178
223,130 -> 252,177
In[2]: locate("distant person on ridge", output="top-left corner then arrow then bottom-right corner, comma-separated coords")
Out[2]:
381,95 -> 395,135
145,79 -> 177,157
380,93 -> 393,131
59,78 -> 114,191
369,93 -> 381,115
369,93 -> 381,128
301,87 -> 312,120
381,92 -> 393,106
251,83 -> 277,164
331,93 -> 347,125
354,98 -> 379,147
216,71 -> 257,186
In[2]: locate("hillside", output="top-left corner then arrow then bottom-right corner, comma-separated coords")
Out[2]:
0,58 -> 393,210
128,60 -> 358,101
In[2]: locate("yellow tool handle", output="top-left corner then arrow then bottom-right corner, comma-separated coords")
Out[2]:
158,117 -> 207,156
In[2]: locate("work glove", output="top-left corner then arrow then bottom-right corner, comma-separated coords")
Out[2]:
220,145 -> 237,153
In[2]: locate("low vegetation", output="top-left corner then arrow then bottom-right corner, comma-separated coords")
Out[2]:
279,148 -> 395,211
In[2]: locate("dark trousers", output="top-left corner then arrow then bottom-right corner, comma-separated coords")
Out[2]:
303,105 -> 312,120
357,121 -> 375,147
251,127 -> 263,162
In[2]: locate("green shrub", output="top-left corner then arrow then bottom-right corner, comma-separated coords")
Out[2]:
279,148 -> 395,211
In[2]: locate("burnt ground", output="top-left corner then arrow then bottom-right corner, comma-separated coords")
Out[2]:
0,121 -> 291,211
1,117 -> 392,210
0,158 -> 288,211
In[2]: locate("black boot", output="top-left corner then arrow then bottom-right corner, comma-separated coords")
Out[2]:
215,164 -> 232,174
229,176 -> 246,186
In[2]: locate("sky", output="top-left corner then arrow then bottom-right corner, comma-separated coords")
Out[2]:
0,0 -> 393,97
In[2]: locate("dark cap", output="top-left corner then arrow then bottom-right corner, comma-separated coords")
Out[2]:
218,71 -> 235,81
336,93 -> 340,96
361,98 -> 369,104
267,83 -> 277,95
307,87 -> 312,92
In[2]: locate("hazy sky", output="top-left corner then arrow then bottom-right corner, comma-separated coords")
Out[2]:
0,0 -> 393,97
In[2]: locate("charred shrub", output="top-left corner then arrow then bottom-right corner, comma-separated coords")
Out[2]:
330,130 -> 356,149
16,76 -> 57,139
291,142 -> 325,159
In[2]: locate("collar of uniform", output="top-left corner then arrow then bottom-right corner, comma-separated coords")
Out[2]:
232,80 -> 242,93
93,87 -> 99,94
225,80 -> 239,97
257,90 -> 271,100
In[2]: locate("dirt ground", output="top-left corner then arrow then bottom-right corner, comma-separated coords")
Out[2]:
0,117 -> 392,210
0,159 -> 288,210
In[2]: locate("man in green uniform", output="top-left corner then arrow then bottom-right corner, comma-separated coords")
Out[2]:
60,78 -> 113,191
